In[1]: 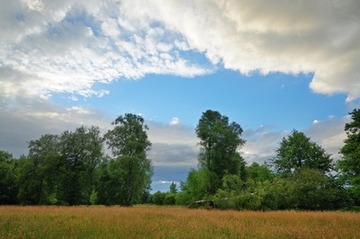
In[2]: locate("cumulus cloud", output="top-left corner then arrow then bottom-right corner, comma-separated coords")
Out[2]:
2,0 -> 359,103
169,117 -> 181,126
0,0 -> 211,102
132,0 -> 360,101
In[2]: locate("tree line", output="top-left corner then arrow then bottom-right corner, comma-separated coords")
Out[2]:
0,114 -> 152,206
1,109 -> 360,210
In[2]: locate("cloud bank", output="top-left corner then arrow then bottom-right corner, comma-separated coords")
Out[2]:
0,0 -> 211,101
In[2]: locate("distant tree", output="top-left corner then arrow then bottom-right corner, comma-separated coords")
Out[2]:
196,110 -> 246,194
153,191 -> 165,205
0,151 -> 12,162
169,182 -> 177,194
164,193 -> 176,205
272,130 -> 333,174
338,108 -> 360,206
246,162 -> 275,182
104,114 -> 153,206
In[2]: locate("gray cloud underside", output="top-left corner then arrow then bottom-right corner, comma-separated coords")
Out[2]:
1,101 -> 347,169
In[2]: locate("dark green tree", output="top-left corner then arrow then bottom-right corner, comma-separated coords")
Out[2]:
59,126 -> 104,205
104,114 -> 153,206
17,135 -> 62,205
196,110 -> 246,194
0,151 -> 18,204
272,130 -> 333,174
291,168 -> 349,210
338,108 -> 360,206
96,160 -> 122,205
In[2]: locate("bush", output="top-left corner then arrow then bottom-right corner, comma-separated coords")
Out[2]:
153,191 -> 165,205
164,194 -> 176,205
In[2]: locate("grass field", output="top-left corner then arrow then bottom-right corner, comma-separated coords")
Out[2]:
0,206 -> 359,239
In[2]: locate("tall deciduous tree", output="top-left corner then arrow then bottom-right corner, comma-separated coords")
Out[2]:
17,134 -> 61,205
60,126 -> 103,205
272,130 -> 332,174
339,108 -> 360,206
196,110 -> 246,195
104,114 -> 153,206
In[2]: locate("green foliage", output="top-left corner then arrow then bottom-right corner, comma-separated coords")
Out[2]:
0,109 -> 357,210
196,110 -> 246,194
292,169 -> 350,210
104,114 -> 153,206
261,177 -> 297,210
152,191 -> 177,206
153,191 -> 165,205
246,162 -> 275,182
0,151 -> 18,204
177,169 -> 208,205
96,161 -> 119,205
273,130 -> 333,174
17,135 -> 62,205
169,182 -> 177,194
59,127 -> 103,205
17,127 -> 104,205
338,108 -> 360,206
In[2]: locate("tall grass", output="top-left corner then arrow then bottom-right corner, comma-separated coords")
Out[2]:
0,206 -> 359,238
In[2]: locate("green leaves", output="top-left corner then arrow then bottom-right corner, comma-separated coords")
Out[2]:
338,108 -> 360,206
196,110 -> 246,194
102,114 -> 153,206
273,130 -> 332,174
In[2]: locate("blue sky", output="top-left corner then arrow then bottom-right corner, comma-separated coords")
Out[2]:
1,0 -> 359,192
99,70 -> 348,129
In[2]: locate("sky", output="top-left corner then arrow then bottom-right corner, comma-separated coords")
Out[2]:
1,0 -> 360,192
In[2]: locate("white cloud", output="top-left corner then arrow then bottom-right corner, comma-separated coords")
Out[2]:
66,106 -> 93,115
169,117 -> 180,126
133,0 -> 360,101
1,0 -> 359,103
25,0 -> 45,12
313,119 -> 320,124
0,0 -> 211,102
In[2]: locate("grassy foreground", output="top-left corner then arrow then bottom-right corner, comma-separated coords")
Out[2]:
0,206 -> 359,239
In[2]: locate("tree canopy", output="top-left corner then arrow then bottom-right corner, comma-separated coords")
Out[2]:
272,130 -> 333,174
196,110 -> 246,194
338,108 -> 360,206
103,114 -> 153,206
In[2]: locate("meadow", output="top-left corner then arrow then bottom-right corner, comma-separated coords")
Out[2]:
0,206 -> 359,239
